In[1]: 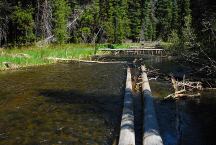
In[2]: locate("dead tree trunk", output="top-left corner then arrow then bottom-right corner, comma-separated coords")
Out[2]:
0,2 -> 9,46
36,0 -> 53,39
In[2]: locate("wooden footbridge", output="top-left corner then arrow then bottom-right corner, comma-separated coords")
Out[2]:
98,42 -> 165,56
118,65 -> 163,145
98,48 -> 164,56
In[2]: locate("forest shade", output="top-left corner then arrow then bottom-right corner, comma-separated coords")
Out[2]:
0,0 -> 215,55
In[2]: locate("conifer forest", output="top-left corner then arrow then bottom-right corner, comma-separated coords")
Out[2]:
0,0 -> 215,49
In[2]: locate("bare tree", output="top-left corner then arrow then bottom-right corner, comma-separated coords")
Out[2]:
0,17 -> 8,46
36,0 -> 53,40
0,1 -> 10,46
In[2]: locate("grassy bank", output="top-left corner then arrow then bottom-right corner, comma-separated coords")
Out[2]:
0,44 -> 95,70
0,43 -> 142,70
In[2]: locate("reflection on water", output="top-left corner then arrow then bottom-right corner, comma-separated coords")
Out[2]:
0,63 -> 126,145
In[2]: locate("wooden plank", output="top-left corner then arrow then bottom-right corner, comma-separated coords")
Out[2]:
118,68 -> 135,145
141,65 -> 163,145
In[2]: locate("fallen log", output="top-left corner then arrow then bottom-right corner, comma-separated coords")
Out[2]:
141,65 -> 163,145
45,57 -> 127,64
176,81 -> 203,90
174,93 -> 201,98
118,68 -> 135,145
165,92 -> 201,100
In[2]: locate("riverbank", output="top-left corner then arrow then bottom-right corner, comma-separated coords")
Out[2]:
0,44 -> 96,70
0,43 -> 133,70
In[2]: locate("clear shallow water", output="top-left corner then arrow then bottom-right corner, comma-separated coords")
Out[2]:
0,56 -> 216,145
0,63 -> 126,145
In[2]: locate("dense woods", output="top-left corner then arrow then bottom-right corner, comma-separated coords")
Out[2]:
0,0 -> 215,56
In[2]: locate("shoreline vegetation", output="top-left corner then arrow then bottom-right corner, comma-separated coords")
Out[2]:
0,43 -> 133,71
0,44 -> 94,71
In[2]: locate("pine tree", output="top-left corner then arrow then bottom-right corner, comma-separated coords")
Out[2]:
11,5 -> 35,44
178,0 -> 193,46
52,0 -> 70,44
171,0 -> 179,30
105,0 -> 129,43
99,0 -> 109,22
128,0 -> 141,42
141,0 -> 156,41
79,0 -> 100,43
98,0 -> 110,42
156,0 -> 173,41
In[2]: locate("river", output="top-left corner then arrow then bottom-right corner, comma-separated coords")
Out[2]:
0,56 -> 215,145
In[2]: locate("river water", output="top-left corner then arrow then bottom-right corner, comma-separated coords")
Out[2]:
0,63 -> 126,145
146,57 -> 216,145
0,57 -> 216,145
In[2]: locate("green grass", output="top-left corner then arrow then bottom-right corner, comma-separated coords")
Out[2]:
0,43 -> 95,70
159,42 -> 173,50
0,42 -> 144,70
96,43 -> 132,49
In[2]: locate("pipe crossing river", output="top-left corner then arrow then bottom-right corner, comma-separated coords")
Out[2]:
141,65 -> 163,145
118,68 -> 136,145
118,66 -> 163,145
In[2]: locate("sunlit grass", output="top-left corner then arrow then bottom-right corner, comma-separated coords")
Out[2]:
96,43 -> 132,49
0,43 -> 141,70
0,43 -> 95,69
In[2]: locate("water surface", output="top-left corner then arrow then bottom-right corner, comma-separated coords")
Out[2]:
146,58 -> 216,145
0,62 -> 126,145
1,56 -> 216,145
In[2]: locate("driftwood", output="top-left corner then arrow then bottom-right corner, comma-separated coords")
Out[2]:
148,76 -> 159,81
165,92 -> 201,99
45,57 -> 127,64
165,75 -> 202,99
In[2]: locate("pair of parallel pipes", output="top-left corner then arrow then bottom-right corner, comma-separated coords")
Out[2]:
118,66 -> 163,145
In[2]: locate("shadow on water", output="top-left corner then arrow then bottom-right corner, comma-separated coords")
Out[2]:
0,55 -> 216,145
0,62 -> 126,145
39,89 -> 123,124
